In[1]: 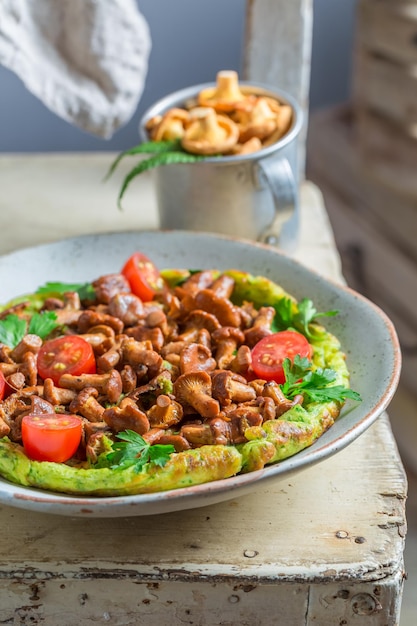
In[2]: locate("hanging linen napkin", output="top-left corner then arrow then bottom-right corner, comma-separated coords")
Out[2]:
0,0 -> 151,138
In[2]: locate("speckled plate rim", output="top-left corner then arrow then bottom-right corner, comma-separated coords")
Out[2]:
0,230 -> 402,517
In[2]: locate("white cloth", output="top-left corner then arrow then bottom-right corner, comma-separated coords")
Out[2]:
0,0 -> 151,138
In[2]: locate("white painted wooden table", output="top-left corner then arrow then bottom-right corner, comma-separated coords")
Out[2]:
0,154 -> 407,625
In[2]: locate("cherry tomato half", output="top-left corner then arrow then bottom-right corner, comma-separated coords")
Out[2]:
22,413 -> 82,463
121,252 -> 164,302
0,371 -> 5,401
0,371 -> 20,399
251,330 -> 312,384
37,335 -> 96,386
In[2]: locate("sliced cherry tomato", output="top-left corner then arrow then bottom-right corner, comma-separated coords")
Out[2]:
37,335 -> 96,386
22,413 -> 82,463
0,371 -> 5,401
121,252 -> 164,302
1,373 -> 21,399
251,330 -> 312,384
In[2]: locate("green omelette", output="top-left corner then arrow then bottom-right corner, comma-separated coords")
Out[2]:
0,255 -> 360,496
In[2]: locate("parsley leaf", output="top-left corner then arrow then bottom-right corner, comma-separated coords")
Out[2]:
28,311 -> 58,339
272,297 -> 294,331
0,311 -> 59,348
0,314 -> 27,348
35,282 -> 96,301
105,429 -> 175,473
272,297 -> 338,338
295,298 -> 338,338
281,355 -> 362,404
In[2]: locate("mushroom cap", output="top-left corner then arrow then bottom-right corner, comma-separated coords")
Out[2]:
173,371 -> 220,419
212,326 -> 245,346
198,70 -> 247,112
194,289 -> 241,327
211,370 -> 256,405
231,137 -> 263,155
147,394 -> 183,429
148,108 -> 190,141
263,105 -> 293,147
183,310 -> 221,334
179,343 -> 217,375
181,108 -> 239,155
174,370 -> 212,398
235,97 -> 278,143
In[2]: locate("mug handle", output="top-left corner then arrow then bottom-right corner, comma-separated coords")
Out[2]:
257,156 -> 297,248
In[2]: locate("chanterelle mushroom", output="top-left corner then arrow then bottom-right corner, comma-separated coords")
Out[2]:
263,104 -> 293,146
173,371 -> 220,419
181,108 -> 239,155
234,97 -> 277,143
212,326 -> 245,370
147,394 -> 183,429
179,343 -> 217,375
146,108 -> 190,141
198,70 -> 247,112
103,397 -> 150,435
211,370 -> 256,406
231,137 -> 262,155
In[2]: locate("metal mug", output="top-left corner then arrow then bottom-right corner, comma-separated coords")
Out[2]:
139,82 -> 303,253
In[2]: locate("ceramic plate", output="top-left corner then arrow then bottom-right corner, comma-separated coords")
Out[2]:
0,231 -> 401,517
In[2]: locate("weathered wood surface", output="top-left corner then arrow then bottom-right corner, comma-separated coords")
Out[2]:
354,0 -> 417,138
0,153 -> 407,624
0,413 -> 407,625
308,107 -> 417,264
307,107 -> 417,402
244,0 -> 313,170
244,0 -> 313,110
356,0 -> 417,66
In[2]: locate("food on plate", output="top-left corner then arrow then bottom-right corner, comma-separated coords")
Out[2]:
0,253 -> 360,496
106,70 -> 294,208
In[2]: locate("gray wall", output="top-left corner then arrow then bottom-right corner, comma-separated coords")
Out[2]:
0,0 -> 357,152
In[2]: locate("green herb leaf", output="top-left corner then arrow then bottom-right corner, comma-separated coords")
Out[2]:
0,314 -> 27,348
28,311 -> 58,339
302,384 -> 362,403
281,355 -> 362,404
117,151 -> 206,210
0,310 -> 59,348
294,298 -> 338,338
35,282 -> 96,301
104,140 -> 182,181
280,355 -> 312,391
272,297 -> 295,332
105,429 -> 175,473
272,297 -> 338,338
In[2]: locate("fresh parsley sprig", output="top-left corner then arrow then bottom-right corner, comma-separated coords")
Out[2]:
0,312 -> 58,348
0,315 -> 27,349
280,355 -> 362,404
28,311 -> 59,339
273,297 -> 338,338
35,282 -> 96,301
105,430 -> 175,473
